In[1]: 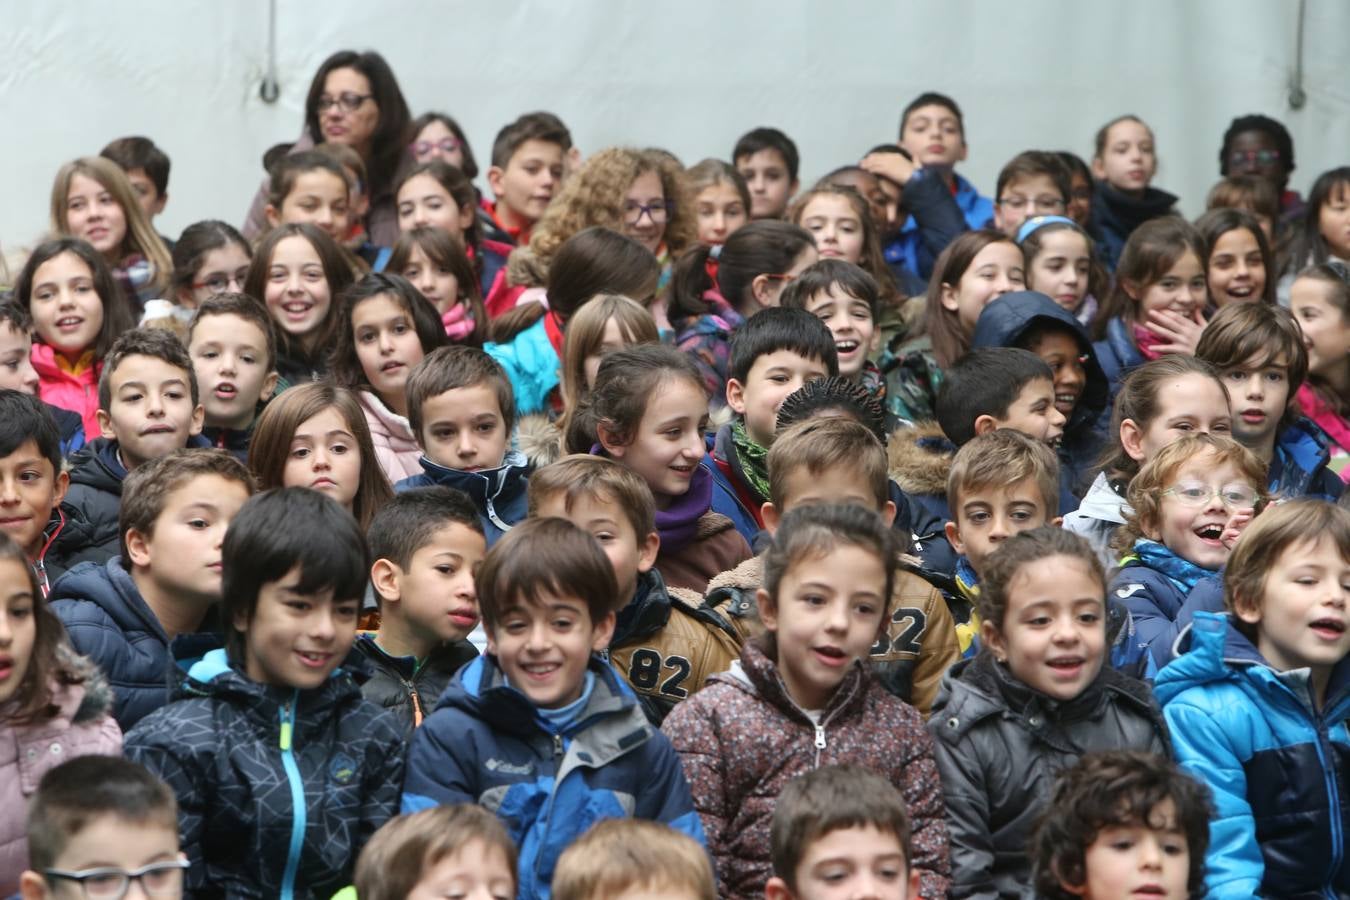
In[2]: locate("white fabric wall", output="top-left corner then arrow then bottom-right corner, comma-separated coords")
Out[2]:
3,0 -> 1348,254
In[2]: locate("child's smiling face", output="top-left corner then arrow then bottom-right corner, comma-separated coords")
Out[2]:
1146,452 -> 1258,571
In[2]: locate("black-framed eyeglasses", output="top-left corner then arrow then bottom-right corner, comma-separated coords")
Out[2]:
317,92 -> 372,113
44,859 -> 189,899
1228,149 -> 1280,167
411,137 -> 461,156
623,200 -> 674,225
190,268 -> 249,295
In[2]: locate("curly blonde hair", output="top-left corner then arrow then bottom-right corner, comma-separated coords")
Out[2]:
524,147 -> 695,273
1113,433 -> 1268,554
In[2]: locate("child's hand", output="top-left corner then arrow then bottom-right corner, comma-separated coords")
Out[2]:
1220,507 -> 1255,551
1144,307 -> 1207,356
861,151 -> 917,186
442,303 -> 476,341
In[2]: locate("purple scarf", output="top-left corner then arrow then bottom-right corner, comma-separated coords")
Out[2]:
655,465 -> 713,553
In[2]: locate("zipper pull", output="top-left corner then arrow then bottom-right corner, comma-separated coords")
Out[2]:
553,734 -> 564,759
279,703 -> 293,751
814,723 -> 826,750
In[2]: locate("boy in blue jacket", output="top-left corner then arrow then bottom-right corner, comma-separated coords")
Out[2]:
401,516 -> 704,900
124,487 -> 406,900
394,345 -> 529,546
52,447 -> 253,730
1156,499 -> 1350,898
1195,301 -> 1345,503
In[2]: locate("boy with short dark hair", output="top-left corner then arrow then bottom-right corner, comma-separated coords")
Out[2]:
57,328 -> 207,568
766,765 -> 921,900
1030,751 -> 1213,900
50,448 -> 255,729
552,818 -> 715,900
19,756 -> 185,900
186,293 -> 281,460
733,127 -> 801,220
482,112 -> 571,247
780,259 -> 888,402
1195,301 -> 1344,501
971,290 -> 1111,501
709,307 -> 839,542
528,454 -> 741,724
100,136 -> 171,232
402,516 -> 704,900
935,348 -> 1066,448
125,487 -> 406,899
705,417 -> 960,716
0,303 -> 85,455
358,486 -> 484,735
991,151 -> 1073,237
897,92 -> 992,229
395,345 -> 530,545
0,391 -> 77,593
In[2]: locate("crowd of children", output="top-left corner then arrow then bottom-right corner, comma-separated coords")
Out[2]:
1,45 -> 1349,900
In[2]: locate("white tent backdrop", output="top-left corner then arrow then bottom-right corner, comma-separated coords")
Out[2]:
3,0 -> 1348,254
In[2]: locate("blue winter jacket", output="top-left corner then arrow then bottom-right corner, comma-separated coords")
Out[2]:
1270,417 -> 1345,502
402,654 -> 705,900
395,450 -> 529,546
484,316 -> 559,417
1156,612 -> 1350,899
702,424 -> 764,546
49,558 -> 223,731
882,168 -> 974,281
1108,565 -> 1224,670
124,649 -> 406,900
1092,315 -> 1145,402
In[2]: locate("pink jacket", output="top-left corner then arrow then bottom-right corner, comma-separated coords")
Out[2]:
32,343 -> 103,440
359,391 -> 423,484
0,654 -> 123,895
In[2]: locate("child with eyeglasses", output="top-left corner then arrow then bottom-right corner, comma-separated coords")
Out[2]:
1107,433 -> 1267,669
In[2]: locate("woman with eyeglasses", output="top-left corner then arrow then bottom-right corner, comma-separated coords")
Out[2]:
242,50 -> 412,248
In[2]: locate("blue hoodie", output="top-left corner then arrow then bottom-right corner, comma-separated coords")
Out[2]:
1270,417 -> 1345,502
1156,612 -> 1350,899
402,654 -> 704,900
972,290 -> 1110,501
395,450 -> 530,545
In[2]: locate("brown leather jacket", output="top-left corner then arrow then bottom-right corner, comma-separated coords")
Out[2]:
608,570 -> 742,725
702,553 -> 960,717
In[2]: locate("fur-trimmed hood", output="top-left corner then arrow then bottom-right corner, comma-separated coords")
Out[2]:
505,244 -> 550,288
515,412 -> 562,470
54,642 -> 116,724
888,421 -> 955,497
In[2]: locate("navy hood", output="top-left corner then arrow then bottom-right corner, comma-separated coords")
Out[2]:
972,290 -> 1109,430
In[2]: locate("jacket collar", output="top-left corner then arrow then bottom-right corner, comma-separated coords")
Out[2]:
613,568 -> 674,646
415,450 -> 529,503
1269,416 -> 1332,496
728,637 -> 870,724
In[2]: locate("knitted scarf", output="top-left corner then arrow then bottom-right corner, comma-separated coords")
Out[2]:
730,420 -> 771,502
1128,538 -> 1213,594
1131,323 -> 1167,361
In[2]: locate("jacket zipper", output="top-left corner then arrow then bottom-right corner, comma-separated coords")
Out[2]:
527,730 -> 568,892
1315,716 -> 1344,894
277,693 -> 306,900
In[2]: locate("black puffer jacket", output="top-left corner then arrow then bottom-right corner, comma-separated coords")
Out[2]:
352,633 -> 477,736
53,438 -> 127,570
927,653 -> 1169,900
124,649 -> 406,900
